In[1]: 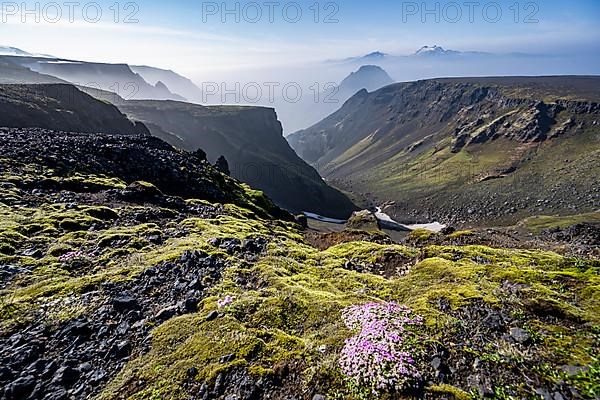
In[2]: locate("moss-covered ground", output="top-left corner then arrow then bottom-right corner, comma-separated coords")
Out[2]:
1,166 -> 598,399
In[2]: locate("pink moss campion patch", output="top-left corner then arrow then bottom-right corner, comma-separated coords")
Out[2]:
339,302 -> 424,395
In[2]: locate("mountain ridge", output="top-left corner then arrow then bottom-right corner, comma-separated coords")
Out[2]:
0,83 -> 149,135
0,47 -> 194,102
288,75 -> 600,225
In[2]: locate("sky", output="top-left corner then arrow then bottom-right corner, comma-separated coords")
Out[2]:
2,0 -> 600,81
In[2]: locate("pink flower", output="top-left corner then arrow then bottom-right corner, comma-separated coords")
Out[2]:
217,295 -> 234,308
339,302 -> 423,395
59,251 -> 83,263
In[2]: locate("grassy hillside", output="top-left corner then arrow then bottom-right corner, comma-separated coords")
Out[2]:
289,76 -> 600,226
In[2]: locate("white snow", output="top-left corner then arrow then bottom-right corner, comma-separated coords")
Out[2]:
376,207 -> 446,232
404,222 -> 447,232
304,208 -> 447,232
302,212 -> 346,224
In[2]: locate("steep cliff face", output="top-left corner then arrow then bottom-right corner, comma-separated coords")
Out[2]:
0,84 -> 149,135
117,100 -> 357,218
288,76 -> 600,225
26,60 -> 186,101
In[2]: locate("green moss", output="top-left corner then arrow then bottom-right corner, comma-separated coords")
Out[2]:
428,384 -> 472,400
323,241 -> 417,264
409,228 -> 436,241
84,206 -> 119,221
448,230 -> 474,239
519,212 -> 600,233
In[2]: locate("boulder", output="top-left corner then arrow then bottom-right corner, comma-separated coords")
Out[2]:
346,210 -> 380,232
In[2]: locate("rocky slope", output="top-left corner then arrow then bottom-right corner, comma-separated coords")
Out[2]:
0,127 -> 598,400
0,84 -> 148,135
288,76 -> 600,225
112,99 -> 357,218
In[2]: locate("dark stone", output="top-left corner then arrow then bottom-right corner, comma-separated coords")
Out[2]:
219,354 -> 235,363
242,237 -> 267,255
4,375 -> 36,399
89,369 -> 107,384
441,226 -> 456,235
42,361 -> 58,379
43,387 -> 68,400
11,342 -> 42,367
155,306 -> 178,321
111,296 -> 139,312
560,365 -> 589,376
79,362 -> 93,373
295,214 -> 308,229
52,366 -> 80,386
0,366 -> 14,382
510,327 -> 531,344
147,235 -> 162,244
214,155 -> 230,176
467,374 -> 493,398
437,297 -> 451,312
535,388 -> 552,400
108,340 -> 131,360
431,356 -> 442,370
193,148 -> 207,162
214,373 -> 224,394
187,367 -> 198,378
552,392 -> 565,400
184,297 -> 199,312
61,320 -> 91,338
21,248 -> 43,258
205,310 -> 219,322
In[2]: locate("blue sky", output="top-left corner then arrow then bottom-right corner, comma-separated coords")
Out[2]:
2,0 -> 599,77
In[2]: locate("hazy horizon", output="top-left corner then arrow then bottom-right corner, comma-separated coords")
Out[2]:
2,0 -> 599,82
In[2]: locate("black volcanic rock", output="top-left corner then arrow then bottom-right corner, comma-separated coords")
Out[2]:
0,128 -> 289,220
214,155 -> 231,176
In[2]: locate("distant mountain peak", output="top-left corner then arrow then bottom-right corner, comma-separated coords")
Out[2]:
356,65 -> 386,72
0,45 -> 54,58
155,81 -> 168,90
363,51 -> 387,59
339,65 -> 394,93
414,45 -> 459,56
